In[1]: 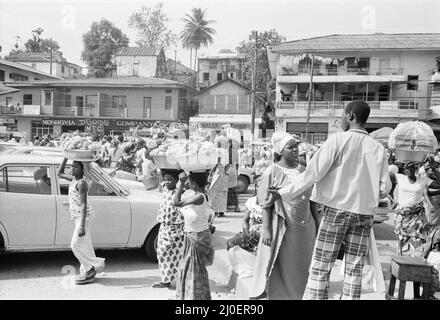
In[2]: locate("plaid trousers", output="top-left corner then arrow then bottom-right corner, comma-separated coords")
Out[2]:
303,206 -> 373,300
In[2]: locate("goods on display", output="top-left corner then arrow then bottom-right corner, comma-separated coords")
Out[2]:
61,133 -> 101,161
388,121 -> 438,162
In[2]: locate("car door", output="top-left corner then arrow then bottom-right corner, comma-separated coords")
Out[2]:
0,164 -> 56,248
54,165 -> 131,247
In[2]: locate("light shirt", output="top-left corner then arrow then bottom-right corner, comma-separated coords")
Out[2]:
279,128 -> 392,215
180,192 -> 210,233
395,174 -> 431,209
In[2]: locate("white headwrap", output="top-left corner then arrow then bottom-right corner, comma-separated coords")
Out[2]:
272,132 -> 300,155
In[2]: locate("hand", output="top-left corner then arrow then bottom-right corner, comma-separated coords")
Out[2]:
268,189 -> 281,203
261,228 -> 272,247
78,226 -> 85,237
178,172 -> 188,183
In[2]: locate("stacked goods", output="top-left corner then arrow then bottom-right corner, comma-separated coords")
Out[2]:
388,121 -> 438,162
149,140 -> 187,169
370,127 -> 394,148
61,134 -> 101,161
175,141 -> 227,171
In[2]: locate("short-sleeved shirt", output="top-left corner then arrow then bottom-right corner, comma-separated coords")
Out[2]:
395,173 -> 432,209
245,197 -> 263,234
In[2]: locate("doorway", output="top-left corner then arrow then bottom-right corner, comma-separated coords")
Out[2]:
76,96 -> 84,116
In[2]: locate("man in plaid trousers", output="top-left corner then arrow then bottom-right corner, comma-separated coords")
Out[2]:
270,100 -> 391,299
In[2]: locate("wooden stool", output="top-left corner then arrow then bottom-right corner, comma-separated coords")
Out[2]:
387,256 -> 433,300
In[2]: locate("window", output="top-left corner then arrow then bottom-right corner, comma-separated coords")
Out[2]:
61,66 -> 65,73
165,89 -> 172,94
23,94 -> 33,105
143,97 -> 152,118
203,73 -> 209,81
112,96 -> 127,109
85,95 -> 98,108
0,70 -> 4,81
6,97 -> 12,106
32,121 -> 54,139
31,63 -> 37,68
407,75 -> 419,90
165,96 -> 172,110
0,166 -> 52,195
10,73 -> 29,81
44,92 -> 52,106
229,73 -> 234,79
217,73 -> 223,81
227,95 -> 237,111
56,165 -> 115,196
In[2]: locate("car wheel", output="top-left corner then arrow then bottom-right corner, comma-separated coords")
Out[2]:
143,224 -> 159,263
237,175 -> 250,194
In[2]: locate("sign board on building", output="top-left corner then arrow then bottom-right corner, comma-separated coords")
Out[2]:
0,117 -> 15,124
23,105 -> 41,115
41,118 -> 175,128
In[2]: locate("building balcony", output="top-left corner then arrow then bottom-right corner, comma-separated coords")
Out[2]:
0,105 -> 53,116
276,100 -> 419,119
279,67 -> 404,77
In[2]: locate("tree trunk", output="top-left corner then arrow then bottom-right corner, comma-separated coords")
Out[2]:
189,47 -> 193,70
194,48 -> 198,88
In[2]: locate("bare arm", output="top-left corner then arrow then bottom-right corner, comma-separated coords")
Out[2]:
77,180 -> 88,237
261,206 -> 273,247
57,157 -> 73,182
172,174 -> 204,207
310,201 -> 321,234
242,208 -> 251,234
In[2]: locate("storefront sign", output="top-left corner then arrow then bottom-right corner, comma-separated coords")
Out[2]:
40,118 -> 177,129
23,105 -> 41,115
0,117 -> 15,124
42,119 -> 77,126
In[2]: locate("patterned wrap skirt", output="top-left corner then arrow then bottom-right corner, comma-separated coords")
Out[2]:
157,223 -> 185,283
394,202 -> 430,257
176,229 -> 212,300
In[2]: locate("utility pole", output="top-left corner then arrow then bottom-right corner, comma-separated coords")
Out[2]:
304,54 -> 314,143
50,38 -> 53,75
174,50 -> 177,81
250,30 -> 258,164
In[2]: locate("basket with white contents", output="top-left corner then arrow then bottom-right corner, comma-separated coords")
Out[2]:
62,134 -> 101,161
388,121 -> 438,163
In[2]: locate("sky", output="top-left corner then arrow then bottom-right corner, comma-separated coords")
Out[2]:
0,0 -> 439,70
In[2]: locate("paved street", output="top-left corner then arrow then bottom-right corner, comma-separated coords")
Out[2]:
0,184 -> 421,300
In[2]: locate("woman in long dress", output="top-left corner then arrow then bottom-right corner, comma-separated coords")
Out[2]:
250,132 -> 319,300
207,161 -> 228,217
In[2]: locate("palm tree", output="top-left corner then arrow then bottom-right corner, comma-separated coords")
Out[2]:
180,8 -> 215,72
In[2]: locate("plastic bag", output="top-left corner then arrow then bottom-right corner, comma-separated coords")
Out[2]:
388,121 -> 438,152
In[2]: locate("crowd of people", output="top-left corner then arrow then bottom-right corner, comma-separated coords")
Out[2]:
21,100 -> 440,300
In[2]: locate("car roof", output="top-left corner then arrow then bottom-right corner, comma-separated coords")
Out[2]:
0,154 -> 66,165
3,145 -> 63,152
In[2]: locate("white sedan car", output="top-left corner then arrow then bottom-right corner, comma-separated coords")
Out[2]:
0,154 -> 161,261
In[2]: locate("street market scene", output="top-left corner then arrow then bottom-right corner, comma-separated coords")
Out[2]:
1,0 -> 440,303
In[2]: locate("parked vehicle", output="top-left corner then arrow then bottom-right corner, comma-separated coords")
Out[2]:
0,154 -> 161,261
1,145 -> 63,156
237,166 -> 254,194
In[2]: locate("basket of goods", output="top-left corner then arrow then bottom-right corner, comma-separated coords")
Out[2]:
62,134 -> 101,161
388,121 -> 438,163
175,141 -> 227,172
149,140 -> 186,169
370,127 -> 394,148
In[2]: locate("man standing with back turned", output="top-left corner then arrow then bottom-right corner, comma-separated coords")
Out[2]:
270,100 -> 392,300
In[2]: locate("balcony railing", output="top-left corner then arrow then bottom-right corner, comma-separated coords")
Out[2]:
279,66 -> 404,77
277,100 -> 418,111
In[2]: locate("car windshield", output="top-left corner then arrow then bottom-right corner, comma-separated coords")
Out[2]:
87,163 -> 129,196
1,146 -> 19,154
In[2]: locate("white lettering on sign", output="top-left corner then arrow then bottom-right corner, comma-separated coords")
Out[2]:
42,119 -> 77,126
23,105 -> 41,115
78,119 -> 110,126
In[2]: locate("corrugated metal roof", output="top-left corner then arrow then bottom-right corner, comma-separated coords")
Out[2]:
6,52 -> 65,63
271,33 -> 440,52
116,47 -> 159,56
198,53 -> 246,60
3,76 -> 184,88
0,58 -> 62,79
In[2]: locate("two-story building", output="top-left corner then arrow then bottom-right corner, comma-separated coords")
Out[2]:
0,59 -> 61,137
5,52 -> 83,79
2,77 -> 197,139
197,53 -> 246,90
189,78 -> 265,141
115,47 -> 167,78
268,33 -> 440,144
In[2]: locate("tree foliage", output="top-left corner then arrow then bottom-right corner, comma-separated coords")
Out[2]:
128,3 -> 177,52
81,19 -> 129,78
180,8 -> 215,70
24,28 -> 61,53
236,29 -> 286,101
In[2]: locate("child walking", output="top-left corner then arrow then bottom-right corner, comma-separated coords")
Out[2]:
57,158 -> 105,285
172,171 -> 213,300
152,169 -> 185,288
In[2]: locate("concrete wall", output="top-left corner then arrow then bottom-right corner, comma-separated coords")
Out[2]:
198,81 -> 252,114
197,58 -> 244,87
116,56 -> 157,77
